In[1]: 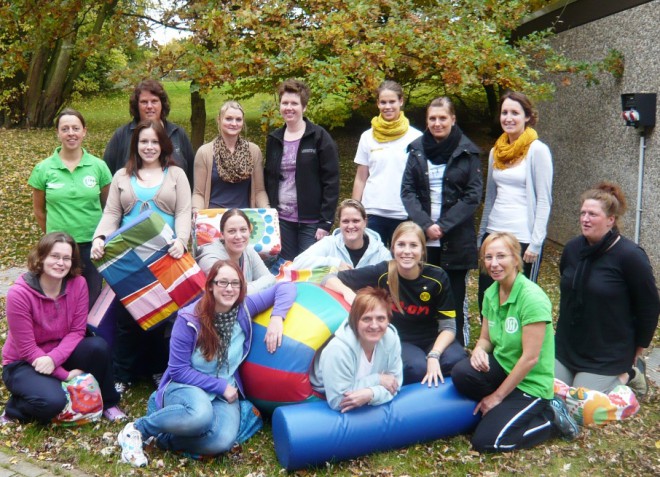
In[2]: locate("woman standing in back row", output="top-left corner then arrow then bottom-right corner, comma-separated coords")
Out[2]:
352,80 -> 422,247
477,91 -> 553,312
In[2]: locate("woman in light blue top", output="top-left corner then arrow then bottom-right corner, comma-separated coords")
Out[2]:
293,199 -> 391,271
311,287 -> 403,412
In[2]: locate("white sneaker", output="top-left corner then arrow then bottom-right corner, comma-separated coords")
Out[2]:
117,422 -> 148,467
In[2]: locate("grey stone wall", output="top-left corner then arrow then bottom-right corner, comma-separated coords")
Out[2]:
536,0 -> 660,271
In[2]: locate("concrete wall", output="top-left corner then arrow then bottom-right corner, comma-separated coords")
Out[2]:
536,0 -> 660,272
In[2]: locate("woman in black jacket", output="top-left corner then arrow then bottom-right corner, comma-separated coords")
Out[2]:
401,97 -> 482,346
264,78 -> 340,261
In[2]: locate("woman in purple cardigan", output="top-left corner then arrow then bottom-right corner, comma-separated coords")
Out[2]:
117,260 -> 296,467
1,232 -> 122,424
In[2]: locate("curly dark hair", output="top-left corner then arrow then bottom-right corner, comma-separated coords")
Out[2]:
129,79 -> 171,122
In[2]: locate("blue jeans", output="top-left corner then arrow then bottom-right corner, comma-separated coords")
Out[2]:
135,384 -> 240,455
401,339 -> 467,385
279,219 -> 318,261
366,215 -> 406,248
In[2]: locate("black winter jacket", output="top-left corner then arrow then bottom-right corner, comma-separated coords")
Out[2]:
401,134 -> 482,270
264,118 -> 339,231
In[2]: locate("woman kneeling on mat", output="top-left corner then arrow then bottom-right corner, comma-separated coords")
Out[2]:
310,287 -> 403,412
451,232 -> 578,452
117,260 -> 296,467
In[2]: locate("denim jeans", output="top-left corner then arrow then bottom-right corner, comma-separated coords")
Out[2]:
400,339 -> 467,385
135,384 -> 240,455
366,215 -> 406,248
279,219 -> 319,261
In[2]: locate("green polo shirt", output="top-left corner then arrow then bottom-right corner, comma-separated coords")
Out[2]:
28,147 -> 112,242
482,273 -> 554,399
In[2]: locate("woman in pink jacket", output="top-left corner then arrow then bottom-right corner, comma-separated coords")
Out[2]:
1,232 -> 123,424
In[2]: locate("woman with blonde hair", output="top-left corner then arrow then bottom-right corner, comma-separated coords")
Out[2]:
352,81 -> 422,247
192,101 -> 269,212
324,221 -> 466,385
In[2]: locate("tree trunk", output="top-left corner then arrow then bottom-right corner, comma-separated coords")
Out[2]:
483,83 -> 500,136
190,84 -> 206,151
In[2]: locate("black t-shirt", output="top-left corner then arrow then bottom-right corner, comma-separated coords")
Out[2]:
346,234 -> 370,268
337,261 -> 456,347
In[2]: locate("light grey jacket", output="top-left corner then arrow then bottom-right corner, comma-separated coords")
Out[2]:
196,241 -> 275,294
292,228 -> 391,270
478,140 -> 553,254
310,320 -> 403,411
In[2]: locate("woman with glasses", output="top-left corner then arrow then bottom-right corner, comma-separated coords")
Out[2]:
196,208 -> 275,293
117,260 -> 296,466
293,199 -> 391,271
451,232 -> 577,452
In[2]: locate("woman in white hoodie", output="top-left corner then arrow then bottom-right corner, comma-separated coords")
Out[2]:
293,199 -> 391,271
310,287 -> 403,412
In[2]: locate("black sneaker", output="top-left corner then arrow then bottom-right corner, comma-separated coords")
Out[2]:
550,397 -> 579,441
114,381 -> 131,394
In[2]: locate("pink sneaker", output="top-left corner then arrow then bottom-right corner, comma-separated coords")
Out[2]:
103,406 -> 127,422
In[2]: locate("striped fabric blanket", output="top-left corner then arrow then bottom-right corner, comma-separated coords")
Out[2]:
93,210 -> 206,330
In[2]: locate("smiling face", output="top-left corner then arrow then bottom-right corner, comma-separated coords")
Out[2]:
42,242 -> 73,282
427,105 -> 455,141
356,303 -> 389,350
393,231 -> 423,277
219,107 -> 244,139
138,91 -> 162,121
137,127 -> 161,167
500,98 -> 529,142
57,115 -> 87,152
280,92 -> 305,126
221,214 -> 251,256
339,206 -> 366,247
377,89 -> 403,122
483,238 -> 517,285
212,265 -> 241,313
580,199 -> 615,245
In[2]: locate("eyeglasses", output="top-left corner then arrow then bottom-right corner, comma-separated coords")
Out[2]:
483,254 -> 511,263
213,279 -> 241,289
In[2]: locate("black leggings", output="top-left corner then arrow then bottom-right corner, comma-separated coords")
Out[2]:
451,355 -> 557,452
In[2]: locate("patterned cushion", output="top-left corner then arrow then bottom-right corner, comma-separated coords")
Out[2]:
93,210 -> 206,330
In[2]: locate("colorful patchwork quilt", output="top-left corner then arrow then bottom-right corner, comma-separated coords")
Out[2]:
194,208 -> 281,258
93,210 -> 206,330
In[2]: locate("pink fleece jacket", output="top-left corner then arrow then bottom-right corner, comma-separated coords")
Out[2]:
2,274 -> 88,381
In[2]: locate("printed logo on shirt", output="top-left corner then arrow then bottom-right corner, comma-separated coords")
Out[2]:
504,316 -> 519,334
83,175 -> 98,188
301,148 -> 316,154
46,182 -> 65,189
420,291 -> 430,302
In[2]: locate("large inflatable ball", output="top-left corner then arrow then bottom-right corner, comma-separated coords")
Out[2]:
239,282 -> 349,413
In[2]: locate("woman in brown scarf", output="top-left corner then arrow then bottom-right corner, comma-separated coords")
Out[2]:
192,101 -> 269,213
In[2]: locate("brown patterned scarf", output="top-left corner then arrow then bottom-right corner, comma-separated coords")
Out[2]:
213,136 -> 253,183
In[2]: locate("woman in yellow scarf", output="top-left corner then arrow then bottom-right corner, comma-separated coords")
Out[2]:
477,91 -> 553,313
352,81 -> 422,247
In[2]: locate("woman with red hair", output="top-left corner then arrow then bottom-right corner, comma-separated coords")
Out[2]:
117,260 -> 295,466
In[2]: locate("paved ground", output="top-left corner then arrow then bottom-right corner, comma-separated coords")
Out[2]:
0,268 -> 23,299
0,451 -> 92,477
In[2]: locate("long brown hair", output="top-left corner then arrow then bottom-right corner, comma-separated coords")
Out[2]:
194,260 -> 247,361
388,221 -> 426,313
125,120 -> 175,179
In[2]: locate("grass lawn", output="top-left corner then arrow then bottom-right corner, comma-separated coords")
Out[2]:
0,83 -> 658,476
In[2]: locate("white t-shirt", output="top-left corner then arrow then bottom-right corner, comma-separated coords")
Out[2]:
427,162 -> 446,248
354,127 -> 423,219
486,160 -> 531,243
357,347 -> 376,380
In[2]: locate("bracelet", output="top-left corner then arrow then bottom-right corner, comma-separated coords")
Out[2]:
426,351 -> 440,360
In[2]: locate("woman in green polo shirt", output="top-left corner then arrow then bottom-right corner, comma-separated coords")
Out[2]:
29,108 -> 112,308
451,232 -> 578,452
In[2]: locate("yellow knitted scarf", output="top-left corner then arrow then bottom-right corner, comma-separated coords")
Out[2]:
493,127 -> 538,170
371,112 -> 410,143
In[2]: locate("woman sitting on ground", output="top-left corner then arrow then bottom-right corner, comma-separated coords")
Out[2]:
555,182 -> 659,397
310,287 -> 403,412
196,208 -> 275,294
324,221 -> 466,386
293,199 -> 391,271
117,260 -> 296,467
2,233 -> 123,424
451,232 -> 578,452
